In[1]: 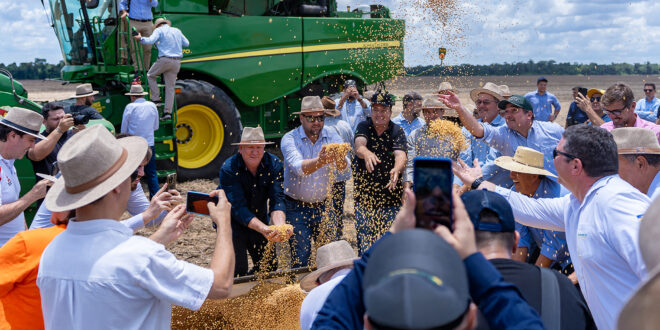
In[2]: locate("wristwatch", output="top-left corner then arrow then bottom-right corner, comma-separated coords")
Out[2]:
471,176 -> 485,190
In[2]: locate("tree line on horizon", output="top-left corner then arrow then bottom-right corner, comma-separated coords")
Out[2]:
2,59 -> 660,80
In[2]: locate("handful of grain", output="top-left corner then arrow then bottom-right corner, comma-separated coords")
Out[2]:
428,119 -> 467,154
268,224 -> 293,242
324,143 -> 352,161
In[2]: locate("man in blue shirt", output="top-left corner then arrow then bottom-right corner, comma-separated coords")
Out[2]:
121,84 -> 159,198
566,86 -> 588,126
525,76 -> 561,122
391,91 -> 424,136
135,18 -> 189,120
635,83 -> 660,122
218,127 -> 290,276
119,0 -> 158,71
335,80 -> 371,132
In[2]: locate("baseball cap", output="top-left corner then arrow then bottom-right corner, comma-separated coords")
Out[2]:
498,95 -> 533,111
343,79 -> 357,88
461,190 -> 515,232
537,76 -> 548,84
371,92 -> 394,107
363,229 -> 470,329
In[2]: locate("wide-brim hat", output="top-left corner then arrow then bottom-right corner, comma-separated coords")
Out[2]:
45,124 -> 148,212
231,126 -> 274,145
470,82 -> 503,103
300,240 -> 358,292
640,195 -> 660,270
499,85 -> 512,98
437,82 -> 457,94
421,97 -> 449,110
125,84 -> 148,96
494,146 -> 556,177
618,265 -> 660,330
0,107 -> 47,140
322,96 -> 340,117
292,96 -> 325,115
612,127 -> 660,155
586,88 -> 604,99
153,17 -> 171,31
75,83 -> 99,98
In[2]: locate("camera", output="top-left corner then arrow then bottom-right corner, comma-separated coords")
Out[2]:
72,113 -> 91,126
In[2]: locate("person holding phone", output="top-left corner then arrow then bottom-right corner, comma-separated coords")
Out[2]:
218,126 -> 291,277
335,80 -> 371,132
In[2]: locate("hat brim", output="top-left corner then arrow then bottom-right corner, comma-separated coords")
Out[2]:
292,108 -> 325,115
299,258 -> 357,292
324,109 -> 341,117
0,120 -> 47,140
231,141 -> 275,146
44,136 -> 148,212
494,156 -> 557,178
470,88 -> 502,103
124,92 -> 149,96
75,91 -> 99,98
154,20 -> 171,30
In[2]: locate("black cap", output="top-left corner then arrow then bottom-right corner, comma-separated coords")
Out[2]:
537,76 -> 548,83
343,79 -> 357,88
461,190 -> 515,232
363,229 -> 470,329
498,94 -> 533,111
371,92 -> 394,107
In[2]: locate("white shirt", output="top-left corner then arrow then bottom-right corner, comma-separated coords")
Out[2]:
495,175 -> 648,330
121,98 -> 159,146
37,219 -> 213,330
0,156 -> 24,246
299,268 -> 350,330
647,170 -> 660,201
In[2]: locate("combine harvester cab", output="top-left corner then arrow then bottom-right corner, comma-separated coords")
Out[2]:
45,0 -> 404,179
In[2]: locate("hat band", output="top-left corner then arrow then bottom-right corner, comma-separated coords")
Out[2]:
513,156 -> 544,169
618,147 -> 660,154
0,118 -> 40,136
65,148 -> 128,194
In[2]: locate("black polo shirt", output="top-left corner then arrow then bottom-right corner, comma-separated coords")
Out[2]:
29,129 -> 75,181
353,118 -> 407,208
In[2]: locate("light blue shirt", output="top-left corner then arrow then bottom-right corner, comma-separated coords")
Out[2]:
404,124 -> 462,183
634,97 -> 660,122
121,98 -> 159,146
119,0 -> 158,20
648,170 -> 660,201
524,91 -> 561,122
391,113 -> 424,137
140,25 -> 190,58
324,116 -> 353,182
336,97 -> 371,132
460,115 -> 511,187
299,269 -> 350,330
282,126 -> 345,203
480,120 -> 564,176
496,175 -> 648,330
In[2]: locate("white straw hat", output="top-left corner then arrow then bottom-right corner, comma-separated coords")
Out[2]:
470,82 -> 503,103
124,84 -> 149,96
75,83 -> 99,98
231,127 -> 274,145
299,240 -> 357,292
494,146 -> 556,178
0,107 -> 47,140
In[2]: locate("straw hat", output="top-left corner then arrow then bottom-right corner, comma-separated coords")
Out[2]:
231,127 -> 274,146
0,107 -> 47,139
618,265 -> 660,330
153,17 -> 171,31
499,85 -> 512,98
75,83 -> 99,98
470,82 -> 503,103
292,96 -> 325,114
322,96 -> 340,117
299,240 -> 357,292
45,124 -> 148,212
612,127 -> 660,155
437,82 -> 457,94
124,84 -> 148,96
421,97 -> 448,110
494,146 -> 556,178
586,88 -> 604,99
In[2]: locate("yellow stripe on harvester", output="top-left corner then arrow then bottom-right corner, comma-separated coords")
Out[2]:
181,40 -> 401,64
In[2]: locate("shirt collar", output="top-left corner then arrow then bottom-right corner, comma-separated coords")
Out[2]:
649,171 -> 660,197
133,98 -> 146,103
236,152 -> 270,172
66,219 -> 134,237
577,174 -> 618,207
491,114 -> 505,126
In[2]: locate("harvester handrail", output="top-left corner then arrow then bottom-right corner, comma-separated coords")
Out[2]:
0,69 -> 42,112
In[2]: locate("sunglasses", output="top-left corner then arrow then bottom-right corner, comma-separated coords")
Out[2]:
644,89 -> 654,92
590,96 -> 601,102
553,148 -> 577,160
302,115 -> 325,123
603,105 -> 628,116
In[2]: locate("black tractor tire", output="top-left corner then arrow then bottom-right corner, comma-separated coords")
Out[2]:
174,79 -> 242,180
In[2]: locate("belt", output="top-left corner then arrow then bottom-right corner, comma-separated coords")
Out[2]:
129,18 -> 152,22
285,195 -> 325,208
160,56 -> 182,60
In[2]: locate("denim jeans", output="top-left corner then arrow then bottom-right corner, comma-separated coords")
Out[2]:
331,181 -> 346,238
144,146 -> 159,199
286,198 -> 336,268
354,203 -> 400,255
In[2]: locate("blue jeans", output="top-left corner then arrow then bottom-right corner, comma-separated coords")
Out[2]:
355,203 -> 400,255
331,181 -> 346,238
145,146 -> 159,199
286,198 -> 336,268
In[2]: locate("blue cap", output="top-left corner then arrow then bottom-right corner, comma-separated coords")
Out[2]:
537,76 -> 548,83
371,92 -> 394,107
461,190 -> 515,232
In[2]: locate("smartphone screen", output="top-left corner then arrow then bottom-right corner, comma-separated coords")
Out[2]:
166,173 -> 177,190
186,191 -> 218,216
413,157 -> 453,231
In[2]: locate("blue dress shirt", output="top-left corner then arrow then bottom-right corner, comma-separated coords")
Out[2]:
461,115 -> 511,187
323,116 -> 353,182
121,98 -> 159,146
391,113 -> 425,137
647,170 -> 660,201
140,25 -> 189,58
525,91 -> 561,122
119,0 -> 158,20
335,97 -> 371,132
634,97 -> 660,122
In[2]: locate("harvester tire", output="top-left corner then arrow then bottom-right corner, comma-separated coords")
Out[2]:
175,79 -> 242,180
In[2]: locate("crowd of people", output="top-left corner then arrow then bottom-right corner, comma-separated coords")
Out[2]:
1,72 -> 660,330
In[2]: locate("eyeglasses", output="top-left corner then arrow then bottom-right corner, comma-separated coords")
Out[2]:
553,148 -> 577,160
302,115 -> 325,123
603,105 -> 628,116
590,96 -> 601,102
475,100 -> 493,105
499,108 -> 520,116
644,89 -> 654,92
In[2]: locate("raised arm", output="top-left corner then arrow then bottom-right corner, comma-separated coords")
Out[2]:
575,94 -> 605,126
437,92 -> 484,138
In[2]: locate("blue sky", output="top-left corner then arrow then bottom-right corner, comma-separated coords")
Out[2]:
0,0 -> 655,66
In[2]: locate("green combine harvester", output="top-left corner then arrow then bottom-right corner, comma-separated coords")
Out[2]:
3,0 -> 404,192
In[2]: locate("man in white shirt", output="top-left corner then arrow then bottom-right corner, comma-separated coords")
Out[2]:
454,124 -> 648,330
37,125 -> 235,329
611,127 -> 660,200
0,107 -> 50,246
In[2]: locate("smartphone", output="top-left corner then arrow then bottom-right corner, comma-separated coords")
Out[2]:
578,87 -> 588,98
186,191 -> 218,216
166,173 -> 177,190
413,157 -> 453,231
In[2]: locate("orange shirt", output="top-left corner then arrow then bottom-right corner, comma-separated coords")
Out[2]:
0,225 -> 65,330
